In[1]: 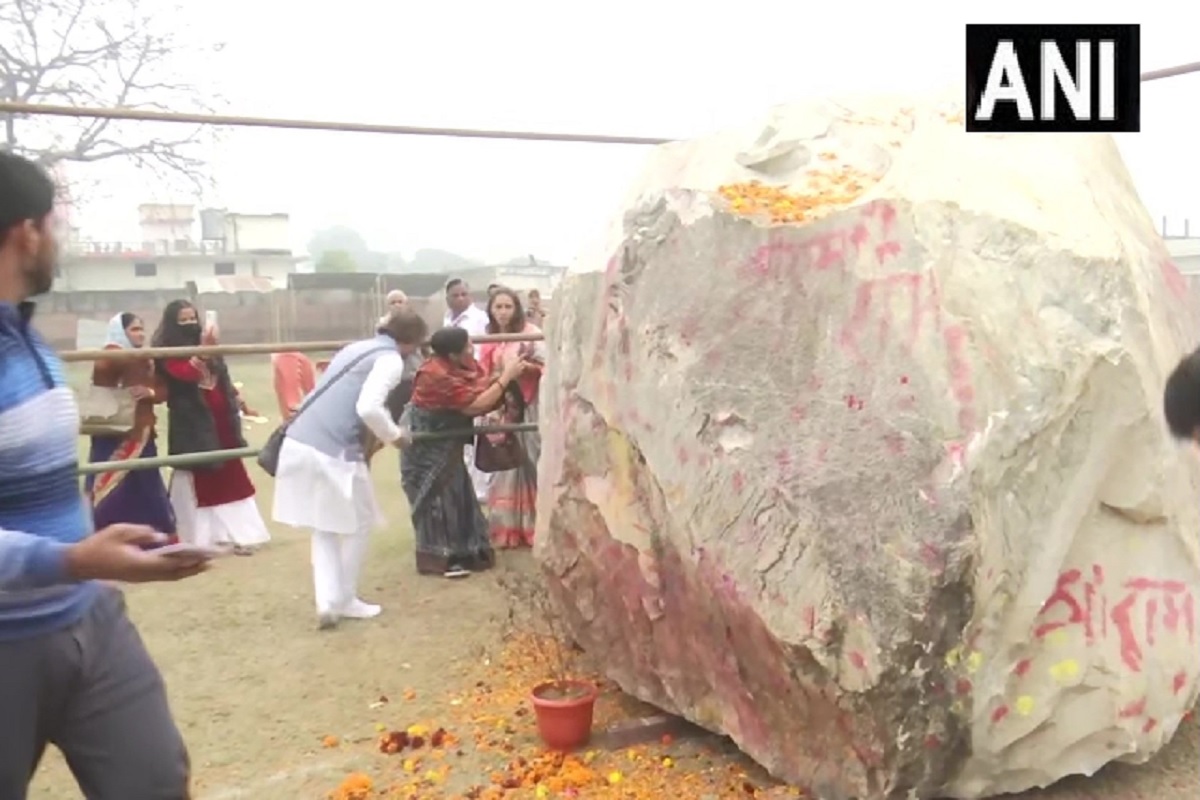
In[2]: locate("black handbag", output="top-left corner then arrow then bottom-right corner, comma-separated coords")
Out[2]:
256,346 -> 390,476
474,430 -> 525,473
474,383 -> 526,474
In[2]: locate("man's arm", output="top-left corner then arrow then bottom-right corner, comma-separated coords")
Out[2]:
0,528 -> 70,590
356,352 -> 407,444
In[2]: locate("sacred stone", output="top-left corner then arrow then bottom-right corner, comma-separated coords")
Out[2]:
534,93 -> 1200,799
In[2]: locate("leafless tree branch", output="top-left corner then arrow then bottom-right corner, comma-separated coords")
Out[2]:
0,0 -> 221,194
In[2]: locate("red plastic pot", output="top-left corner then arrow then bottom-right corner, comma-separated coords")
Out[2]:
530,679 -> 598,751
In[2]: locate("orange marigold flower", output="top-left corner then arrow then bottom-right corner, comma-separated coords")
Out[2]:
330,773 -> 372,800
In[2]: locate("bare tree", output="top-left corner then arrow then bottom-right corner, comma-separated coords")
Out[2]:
0,0 -> 221,190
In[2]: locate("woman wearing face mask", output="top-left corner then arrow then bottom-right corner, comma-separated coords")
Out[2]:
85,312 -> 177,536
153,299 -> 270,555
477,288 -> 546,549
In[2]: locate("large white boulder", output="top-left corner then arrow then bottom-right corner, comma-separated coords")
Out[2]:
534,93 -> 1200,799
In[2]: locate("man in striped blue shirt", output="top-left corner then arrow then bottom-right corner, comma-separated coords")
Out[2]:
0,152 -> 210,799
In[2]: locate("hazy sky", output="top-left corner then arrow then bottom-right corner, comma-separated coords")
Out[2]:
61,0 -> 1200,263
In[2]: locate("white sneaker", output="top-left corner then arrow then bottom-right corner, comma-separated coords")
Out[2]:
340,598 -> 382,619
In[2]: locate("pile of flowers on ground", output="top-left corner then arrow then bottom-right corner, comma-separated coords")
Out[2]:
327,633 -> 796,798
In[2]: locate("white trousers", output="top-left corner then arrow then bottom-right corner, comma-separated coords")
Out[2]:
311,527 -> 372,615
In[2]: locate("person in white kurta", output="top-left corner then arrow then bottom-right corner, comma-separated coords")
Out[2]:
442,278 -> 492,502
271,310 -> 429,629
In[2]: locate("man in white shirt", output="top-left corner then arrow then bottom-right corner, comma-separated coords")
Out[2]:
443,278 -> 492,501
273,310 -> 429,629
444,278 -> 489,340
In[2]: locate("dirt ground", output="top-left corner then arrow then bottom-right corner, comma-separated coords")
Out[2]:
30,359 -> 1198,799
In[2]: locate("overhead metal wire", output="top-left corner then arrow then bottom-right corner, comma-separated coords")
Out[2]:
1141,61 -> 1200,82
0,101 -> 672,145
0,60 -> 1197,143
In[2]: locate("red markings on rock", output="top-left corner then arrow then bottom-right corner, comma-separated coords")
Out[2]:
1030,565 -> 1199,674
737,200 -> 901,285
991,705 -> 1010,724
1111,578 -> 1196,672
1013,659 -> 1032,678
875,240 -> 902,263
679,315 -> 701,346
849,651 -> 867,670
1159,258 -> 1189,301
1173,670 -> 1188,695
1118,698 -> 1146,719
942,325 -> 976,430
618,324 -> 633,356
918,543 -> 944,574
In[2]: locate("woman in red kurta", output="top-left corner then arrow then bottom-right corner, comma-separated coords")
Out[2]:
153,299 -> 271,553
161,356 -> 258,507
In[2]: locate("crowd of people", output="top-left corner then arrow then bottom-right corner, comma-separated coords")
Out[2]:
80,248 -> 547,630
80,279 -> 547,629
0,151 -> 552,797
268,281 -> 546,625
86,302 -> 273,556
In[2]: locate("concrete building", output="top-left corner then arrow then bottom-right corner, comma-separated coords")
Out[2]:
450,263 -> 567,297
57,204 -> 301,291
1166,237 -> 1200,275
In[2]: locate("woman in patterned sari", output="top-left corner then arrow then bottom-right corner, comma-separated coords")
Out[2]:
85,312 -> 176,536
401,326 -> 528,578
478,288 -> 545,548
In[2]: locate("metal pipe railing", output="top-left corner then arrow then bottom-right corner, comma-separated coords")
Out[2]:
79,446 -> 263,475
62,332 -> 545,362
78,423 -> 540,475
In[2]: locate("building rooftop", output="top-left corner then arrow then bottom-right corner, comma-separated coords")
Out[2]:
1165,238 -> 1200,259
64,240 -> 296,259
190,276 -> 278,294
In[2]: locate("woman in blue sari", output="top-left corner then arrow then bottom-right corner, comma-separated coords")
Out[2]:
85,312 -> 176,536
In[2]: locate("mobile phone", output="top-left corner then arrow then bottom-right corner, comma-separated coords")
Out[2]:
152,542 -> 228,560
204,310 -> 218,329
